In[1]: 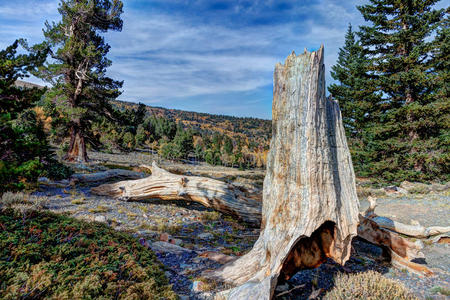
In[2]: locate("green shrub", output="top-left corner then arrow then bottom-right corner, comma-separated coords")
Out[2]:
324,271 -> 417,300
0,208 -> 177,299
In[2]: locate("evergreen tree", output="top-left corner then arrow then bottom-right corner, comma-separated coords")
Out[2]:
356,0 -> 446,181
223,135 -> 234,155
39,0 -> 124,162
428,12 -> 450,178
0,41 -> 71,192
329,24 -> 379,138
329,24 -> 382,175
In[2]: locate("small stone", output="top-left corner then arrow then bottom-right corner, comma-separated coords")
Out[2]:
198,232 -> 214,240
160,232 -> 170,242
275,283 -> 289,292
150,241 -> 192,255
172,238 -> 183,246
191,280 -> 206,292
38,177 -> 50,184
94,215 -> 106,223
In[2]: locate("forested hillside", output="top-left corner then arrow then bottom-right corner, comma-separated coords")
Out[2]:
113,100 -> 271,146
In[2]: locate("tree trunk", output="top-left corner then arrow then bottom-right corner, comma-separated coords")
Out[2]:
90,162 -> 262,225
65,125 -> 88,162
207,47 -> 360,299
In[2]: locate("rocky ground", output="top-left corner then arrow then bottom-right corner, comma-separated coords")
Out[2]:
33,151 -> 449,299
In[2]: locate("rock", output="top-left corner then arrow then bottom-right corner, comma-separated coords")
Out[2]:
94,215 -> 106,223
191,280 -> 206,292
198,232 -> 214,240
430,182 -> 450,192
199,251 -> 236,264
150,241 -> 193,255
397,187 -> 408,194
275,283 -> 289,292
160,232 -> 170,242
384,185 -> 408,195
38,177 -> 70,187
171,238 -> 183,246
38,177 -> 50,184
399,181 -> 431,194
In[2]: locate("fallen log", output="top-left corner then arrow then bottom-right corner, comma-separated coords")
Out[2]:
357,197 -> 433,276
71,169 -> 146,184
364,196 -> 450,238
90,162 -> 261,225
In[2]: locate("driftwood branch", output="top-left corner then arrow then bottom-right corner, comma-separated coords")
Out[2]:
90,162 -> 261,225
357,197 -> 434,276
364,196 -> 449,238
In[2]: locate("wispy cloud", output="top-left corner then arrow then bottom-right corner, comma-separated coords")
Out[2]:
1,0 -> 370,118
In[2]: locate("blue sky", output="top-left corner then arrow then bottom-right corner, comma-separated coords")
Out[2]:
1,0 -> 374,119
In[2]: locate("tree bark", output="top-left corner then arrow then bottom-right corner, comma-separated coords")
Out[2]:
90,162 -> 262,225
207,47 -> 360,299
65,125 -> 88,162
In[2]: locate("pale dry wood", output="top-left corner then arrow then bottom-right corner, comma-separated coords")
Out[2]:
208,46 -> 360,299
70,169 -> 146,184
90,162 -> 261,225
357,197 -> 433,276
365,196 -> 449,238
372,216 -> 450,238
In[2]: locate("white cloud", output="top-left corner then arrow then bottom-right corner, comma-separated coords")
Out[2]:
0,0 -> 369,117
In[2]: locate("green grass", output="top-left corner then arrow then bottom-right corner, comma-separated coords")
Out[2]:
0,208 -> 177,299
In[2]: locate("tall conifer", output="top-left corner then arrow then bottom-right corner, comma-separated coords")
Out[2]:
39,0 -> 124,162
356,0 -> 446,181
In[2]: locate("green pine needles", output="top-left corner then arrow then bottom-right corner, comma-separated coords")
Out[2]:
330,1 -> 449,183
38,0 -> 124,162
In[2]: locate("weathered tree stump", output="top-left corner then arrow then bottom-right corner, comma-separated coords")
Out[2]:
208,47 -> 360,299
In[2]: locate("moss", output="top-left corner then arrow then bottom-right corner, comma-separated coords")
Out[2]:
324,270 -> 417,300
0,208 -> 177,299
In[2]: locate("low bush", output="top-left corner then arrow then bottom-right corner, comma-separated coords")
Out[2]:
0,208 -> 176,299
324,270 -> 417,300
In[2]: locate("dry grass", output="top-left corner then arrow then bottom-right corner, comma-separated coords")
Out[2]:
71,198 -> 85,205
88,205 -> 109,213
356,186 -> 386,198
324,271 -> 418,300
0,192 -> 49,211
201,211 -> 221,222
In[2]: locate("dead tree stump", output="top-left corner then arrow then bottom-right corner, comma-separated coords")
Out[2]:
208,46 -> 360,299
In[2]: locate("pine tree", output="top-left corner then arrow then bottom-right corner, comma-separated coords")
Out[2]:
328,25 -> 382,174
0,41 -> 71,191
356,0 -> 446,181
39,0 -> 124,162
428,12 -> 450,178
329,25 -> 376,137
